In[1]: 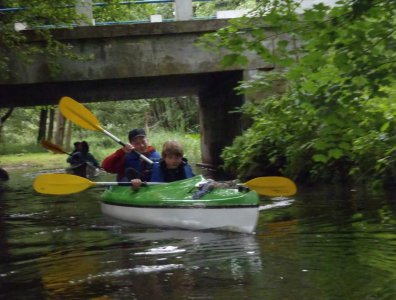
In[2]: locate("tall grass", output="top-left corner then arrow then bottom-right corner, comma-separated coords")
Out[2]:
0,143 -> 44,155
0,130 -> 202,168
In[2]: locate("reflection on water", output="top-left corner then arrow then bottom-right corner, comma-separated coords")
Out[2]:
1,169 -> 396,299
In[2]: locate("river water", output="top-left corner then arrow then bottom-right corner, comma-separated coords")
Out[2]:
1,169 -> 396,299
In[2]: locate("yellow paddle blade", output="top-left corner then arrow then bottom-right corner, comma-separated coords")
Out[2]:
33,174 -> 94,195
244,176 -> 297,196
59,96 -> 102,131
41,140 -> 68,155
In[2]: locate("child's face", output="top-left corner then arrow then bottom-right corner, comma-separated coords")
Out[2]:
164,154 -> 182,169
131,136 -> 148,153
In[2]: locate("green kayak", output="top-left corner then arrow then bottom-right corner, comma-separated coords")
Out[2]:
101,175 -> 260,233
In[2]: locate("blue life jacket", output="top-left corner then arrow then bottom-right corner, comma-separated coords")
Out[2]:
123,149 -> 160,181
150,159 -> 195,183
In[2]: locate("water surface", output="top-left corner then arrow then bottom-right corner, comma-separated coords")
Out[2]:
1,169 -> 396,299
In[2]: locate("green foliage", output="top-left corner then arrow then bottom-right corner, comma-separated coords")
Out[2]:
0,0 -> 85,79
0,1 -> 177,79
194,0 -> 256,18
1,107 -> 40,144
87,97 -> 199,136
93,1 -> 166,23
148,97 -> 199,133
200,0 -> 396,186
0,98 -> 201,165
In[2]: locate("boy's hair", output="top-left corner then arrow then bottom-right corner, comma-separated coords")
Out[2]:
162,140 -> 183,158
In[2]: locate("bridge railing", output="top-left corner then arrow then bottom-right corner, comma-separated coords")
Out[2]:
92,0 -> 215,25
1,0 -> 249,30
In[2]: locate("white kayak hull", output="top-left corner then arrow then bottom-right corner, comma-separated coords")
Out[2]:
100,202 -> 259,234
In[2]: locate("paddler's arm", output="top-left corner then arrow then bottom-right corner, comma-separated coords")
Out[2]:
102,148 -> 125,173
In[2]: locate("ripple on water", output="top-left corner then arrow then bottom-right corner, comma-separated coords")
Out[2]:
134,245 -> 186,255
259,197 -> 295,211
85,264 -> 185,280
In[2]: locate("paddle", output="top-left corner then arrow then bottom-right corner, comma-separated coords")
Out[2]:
41,140 -> 72,156
242,176 -> 297,197
33,173 -> 159,195
59,96 -> 153,165
33,173 -> 297,196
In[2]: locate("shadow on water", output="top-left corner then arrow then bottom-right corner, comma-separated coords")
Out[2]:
1,169 -> 396,299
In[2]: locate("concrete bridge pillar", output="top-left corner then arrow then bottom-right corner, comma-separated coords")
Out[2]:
198,71 -> 244,168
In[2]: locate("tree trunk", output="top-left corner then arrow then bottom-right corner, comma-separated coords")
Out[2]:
37,108 -> 48,143
65,120 -> 72,151
0,107 -> 14,142
47,108 -> 55,141
55,108 -> 66,146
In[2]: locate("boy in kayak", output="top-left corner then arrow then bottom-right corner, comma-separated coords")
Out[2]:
131,140 -> 195,188
152,140 -> 195,182
102,128 -> 161,182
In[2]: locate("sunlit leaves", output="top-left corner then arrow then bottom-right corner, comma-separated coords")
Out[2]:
313,154 -> 328,163
221,53 -> 249,67
380,122 -> 390,132
328,148 -> 343,159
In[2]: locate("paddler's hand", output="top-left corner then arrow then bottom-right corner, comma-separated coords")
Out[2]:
122,143 -> 135,153
130,178 -> 142,190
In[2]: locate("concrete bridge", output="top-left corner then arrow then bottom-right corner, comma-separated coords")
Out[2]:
0,18 -> 275,167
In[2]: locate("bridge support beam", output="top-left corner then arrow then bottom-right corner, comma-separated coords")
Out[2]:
198,71 -> 244,169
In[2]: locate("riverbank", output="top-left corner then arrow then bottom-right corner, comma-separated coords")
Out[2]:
0,132 -> 201,173
0,153 -> 68,171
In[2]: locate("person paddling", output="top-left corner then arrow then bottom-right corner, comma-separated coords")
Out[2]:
102,128 -> 160,182
67,141 -> 99,177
